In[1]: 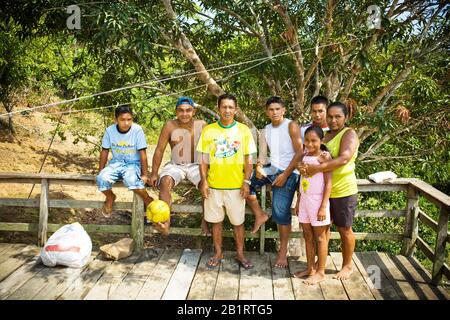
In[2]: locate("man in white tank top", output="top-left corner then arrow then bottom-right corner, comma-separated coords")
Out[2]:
247,96 -> 303,268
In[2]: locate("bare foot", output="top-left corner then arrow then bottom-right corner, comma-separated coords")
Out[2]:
101,194 -> 117,217
292,268 -> 315,278
274,254 -> 288,268
201,218 -> 211,236
143,196 -> 154,211
304,272 -> 325,285
153,220 -> 170,236
251,213 -> 269,233
334,265 -> 353,280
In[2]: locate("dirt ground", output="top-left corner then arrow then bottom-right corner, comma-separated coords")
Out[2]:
0,111 -> 218,249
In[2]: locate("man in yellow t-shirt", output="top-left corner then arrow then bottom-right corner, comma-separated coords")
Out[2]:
197,93 -> 256,270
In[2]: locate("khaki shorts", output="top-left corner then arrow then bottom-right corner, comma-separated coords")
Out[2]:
158,162 -> 201,188
204,189 -> 245,225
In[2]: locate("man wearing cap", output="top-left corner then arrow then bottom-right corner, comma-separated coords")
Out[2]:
148,97 -> 209,235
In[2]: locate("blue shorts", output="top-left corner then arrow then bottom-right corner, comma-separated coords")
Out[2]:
250,166 -> 299,225
96,161 -> 145,191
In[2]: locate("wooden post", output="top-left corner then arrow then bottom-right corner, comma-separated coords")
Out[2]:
401,186 -> 419,256
259,185 -> 266,255
131,193 -> 144,253
289,192 -> 305,257
38,178 -> 49,247
432,205 -> 449,285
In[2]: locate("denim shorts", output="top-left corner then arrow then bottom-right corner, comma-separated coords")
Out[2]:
249,165 -> 299,225
96,161 -> 145,191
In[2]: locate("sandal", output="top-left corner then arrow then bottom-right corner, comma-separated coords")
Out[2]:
206,256 -> 223,269
234,258 -> 254,270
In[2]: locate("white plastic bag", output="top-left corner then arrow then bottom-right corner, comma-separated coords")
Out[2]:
368,171 -> 397,183
40,222 -> 92,268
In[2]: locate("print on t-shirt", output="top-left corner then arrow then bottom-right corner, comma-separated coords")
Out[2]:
112,140 -> 136,155
214,137 -> 241,158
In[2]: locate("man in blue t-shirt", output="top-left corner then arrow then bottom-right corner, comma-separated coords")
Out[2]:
96,105 -> 153,217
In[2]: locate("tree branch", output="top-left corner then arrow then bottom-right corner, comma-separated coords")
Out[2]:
265,0 -> 305,117
366,65 -> 412,113
356,126 -> 379,144
217,6 -> 260,37
195,103 -> 220,120
360,154 -> 430,163
340,0 -> 400,101
160,0 -> 254,128
304,0 -> 337,88
192,8 -> 256,36
359,119 -> 423,161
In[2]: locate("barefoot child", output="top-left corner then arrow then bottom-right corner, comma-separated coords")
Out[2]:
96,105 -> 153,217
293,126 -> 331,285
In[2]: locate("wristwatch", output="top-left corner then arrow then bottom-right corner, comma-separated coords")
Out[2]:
244,179 -> 251,185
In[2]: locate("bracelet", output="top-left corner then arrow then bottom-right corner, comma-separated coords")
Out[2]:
244,179 -> 251,185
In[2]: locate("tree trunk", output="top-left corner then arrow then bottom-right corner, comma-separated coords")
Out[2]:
324,70 -> 341,101
4,102 -> 14,133
8,115 -> 14,133
161,0 -> 255,129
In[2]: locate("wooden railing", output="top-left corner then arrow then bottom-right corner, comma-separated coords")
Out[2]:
0,173 -> 448,285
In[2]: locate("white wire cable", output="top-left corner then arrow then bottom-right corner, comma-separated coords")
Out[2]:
1,35 -> 371,118
43,83 -> 208,116
41,53 -> 275,116
0,54 -> 274,117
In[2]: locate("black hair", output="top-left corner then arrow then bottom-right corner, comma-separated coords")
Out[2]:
217,93 -> 237,108
265,96 -> 285,108
328,101 -> 349,117
310,95 -> 329,106
304,125 -> 329,152
115,104 -> 133,118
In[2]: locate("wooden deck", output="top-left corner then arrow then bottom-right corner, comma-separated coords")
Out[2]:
0,243 -> 448,300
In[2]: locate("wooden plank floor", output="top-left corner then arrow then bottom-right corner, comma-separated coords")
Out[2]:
0,243 -> 448,300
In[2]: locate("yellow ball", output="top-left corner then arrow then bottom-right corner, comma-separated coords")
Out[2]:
146,200 -> 170,223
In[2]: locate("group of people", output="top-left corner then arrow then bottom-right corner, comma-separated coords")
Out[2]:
95,93 -> 359,285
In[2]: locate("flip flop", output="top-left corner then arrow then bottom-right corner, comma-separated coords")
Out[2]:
206,256 -> 223,269
235,258 -> 254,270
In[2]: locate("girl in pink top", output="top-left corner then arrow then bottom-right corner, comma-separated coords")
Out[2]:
293,126 -> 332,285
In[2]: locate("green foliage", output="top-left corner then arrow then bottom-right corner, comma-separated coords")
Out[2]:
0,21 -> 30,113
1,1 -> 448,269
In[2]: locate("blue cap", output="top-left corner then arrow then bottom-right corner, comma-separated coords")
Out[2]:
176,96 -> 195,108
